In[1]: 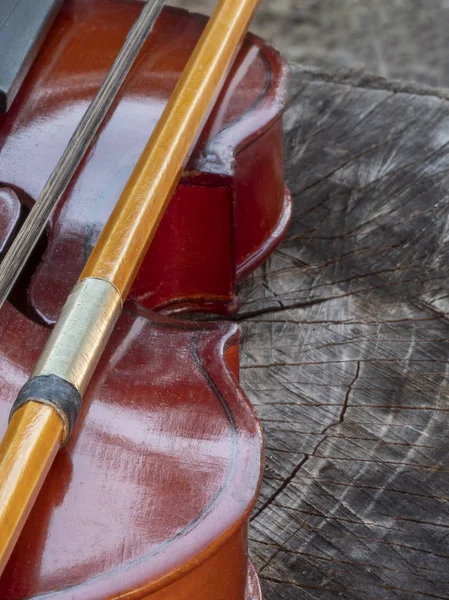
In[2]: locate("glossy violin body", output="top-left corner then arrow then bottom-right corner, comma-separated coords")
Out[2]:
0,1 -> 290,598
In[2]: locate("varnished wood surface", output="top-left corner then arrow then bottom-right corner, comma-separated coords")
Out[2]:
0,302 -> 263,598
239,65 -> 449,599
0,0 -> 289,322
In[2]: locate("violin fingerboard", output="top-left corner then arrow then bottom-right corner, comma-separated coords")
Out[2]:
0,0 -> 63,113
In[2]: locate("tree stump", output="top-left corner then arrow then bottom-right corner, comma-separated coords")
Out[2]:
242,66 -> 449,600
171,0 -> 449,88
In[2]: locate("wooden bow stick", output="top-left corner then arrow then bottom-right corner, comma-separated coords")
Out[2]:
0,0 -> 259,574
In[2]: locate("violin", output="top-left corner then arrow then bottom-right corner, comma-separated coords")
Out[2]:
0,1 -> 291,598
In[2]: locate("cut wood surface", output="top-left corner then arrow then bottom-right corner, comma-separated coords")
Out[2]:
172,0 -> 449,88
240,66 -> 449,600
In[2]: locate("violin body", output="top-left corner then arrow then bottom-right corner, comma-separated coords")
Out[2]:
0,302 -> 263,599
0,1 -> 290,598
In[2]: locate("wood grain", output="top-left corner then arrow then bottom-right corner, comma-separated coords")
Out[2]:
171,0 -> 449,89
242,66 -> 449,599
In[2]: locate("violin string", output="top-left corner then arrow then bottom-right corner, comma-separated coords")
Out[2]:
0,0 -> 165,312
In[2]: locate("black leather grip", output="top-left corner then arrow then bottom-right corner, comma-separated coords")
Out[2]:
10,374 -> 81,442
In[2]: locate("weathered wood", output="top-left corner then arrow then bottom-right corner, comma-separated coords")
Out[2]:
171,0 -> 449,88
240,66 -> 449,599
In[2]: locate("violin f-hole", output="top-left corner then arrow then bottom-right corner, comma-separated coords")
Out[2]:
0,186 -> 48,321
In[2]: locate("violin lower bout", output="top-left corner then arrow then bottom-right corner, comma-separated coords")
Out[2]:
0,305 -> 264,599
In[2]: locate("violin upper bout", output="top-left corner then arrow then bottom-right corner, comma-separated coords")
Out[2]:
0,1 -> 291,324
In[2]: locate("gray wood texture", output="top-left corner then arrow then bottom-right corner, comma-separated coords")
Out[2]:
240,66 -> 449,599
171,0 -> 449,89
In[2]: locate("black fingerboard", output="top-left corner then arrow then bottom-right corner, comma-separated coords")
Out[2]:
0,0 -> 63,113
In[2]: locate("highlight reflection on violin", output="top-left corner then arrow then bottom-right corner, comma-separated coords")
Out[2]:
0,1 -> 290,598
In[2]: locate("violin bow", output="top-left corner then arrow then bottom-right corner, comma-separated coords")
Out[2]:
0,0 -> 260,574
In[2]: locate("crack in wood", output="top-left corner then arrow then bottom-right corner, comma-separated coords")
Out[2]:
252,363 -> 360,522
